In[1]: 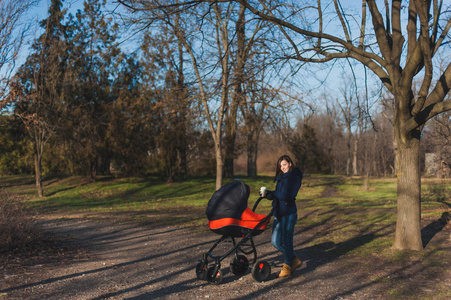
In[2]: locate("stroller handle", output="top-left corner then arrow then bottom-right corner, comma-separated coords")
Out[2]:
252,196 -> 277,216
251,196 -> 264,212
249,197 -> 277,236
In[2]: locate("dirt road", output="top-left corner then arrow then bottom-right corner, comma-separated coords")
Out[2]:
1,217 -> 450,299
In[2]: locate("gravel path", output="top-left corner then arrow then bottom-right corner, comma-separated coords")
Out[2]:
1,217 -> 450,299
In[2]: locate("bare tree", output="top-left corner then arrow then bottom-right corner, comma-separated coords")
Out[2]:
8,0 -> 70,197
223,3 -> 245,178
223,3 -> 277,178
241,66 -> 272,176
229,0 -> 451,251
0,0 -> 38,103
117,0 -> 450,250
337,78 -> 362,176
427,104 -> 451,175
119,1 -> 237,189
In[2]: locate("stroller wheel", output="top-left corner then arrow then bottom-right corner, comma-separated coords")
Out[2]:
195,262 -> 207,280
206,267 -> 223,285
252,260 -> 271,282
230,255 -> 249,276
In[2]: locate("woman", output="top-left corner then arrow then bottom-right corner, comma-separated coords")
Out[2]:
261,155 -> 303,277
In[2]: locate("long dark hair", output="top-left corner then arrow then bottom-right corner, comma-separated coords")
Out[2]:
274,155 -> 295,180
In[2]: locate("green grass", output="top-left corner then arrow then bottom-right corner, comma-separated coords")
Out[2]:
1,174 -> 450,299
1,174 -> 449,254
0,175 -> 279,228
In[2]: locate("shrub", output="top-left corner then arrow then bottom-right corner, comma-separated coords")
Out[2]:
0,189 -> 39,253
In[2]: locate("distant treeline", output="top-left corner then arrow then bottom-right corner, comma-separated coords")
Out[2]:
1,0 -> 449,186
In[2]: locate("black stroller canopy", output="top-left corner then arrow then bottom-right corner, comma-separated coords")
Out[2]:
206,179 -> 250,221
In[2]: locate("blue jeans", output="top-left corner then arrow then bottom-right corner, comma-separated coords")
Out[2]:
271,213 -> 297,266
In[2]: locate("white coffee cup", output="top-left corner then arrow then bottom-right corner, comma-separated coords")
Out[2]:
260,187 -> 267,197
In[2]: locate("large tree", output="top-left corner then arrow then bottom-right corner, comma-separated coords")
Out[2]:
119,1 -> 240,189
65,0 -> 125,180
140,25 -> 191,181
230,0 -> 451,250
117,1 -> 451,251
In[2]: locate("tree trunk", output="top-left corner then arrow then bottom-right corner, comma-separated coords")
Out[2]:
167,144 -> 176,183
247,134 -> 258,177
393,137 -> 423,250
363,172 -> 370,191
223,126 -> 236,178
393,137 -> 398,177
224,4 -> 246,179
215,144 -> 223,190
90,158 -> 97,182
34,153 -> 44,198
346,132 -> 351,176
178,142 -> 187,176
352,138 -> 358,175
176,27 -> 188,177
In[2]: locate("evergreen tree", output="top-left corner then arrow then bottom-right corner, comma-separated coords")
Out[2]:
106,54 -> 154,176
291,124 -> 332,174
0,115 -> 33,175
140,26 -> 191,181
64,0 -> 124,180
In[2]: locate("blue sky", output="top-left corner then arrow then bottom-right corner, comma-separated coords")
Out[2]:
20,0 -> 391,118
27,1 -> 377,119
21,0 -> 85,58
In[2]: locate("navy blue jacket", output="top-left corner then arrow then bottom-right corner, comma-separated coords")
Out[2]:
270,167 -> 303,218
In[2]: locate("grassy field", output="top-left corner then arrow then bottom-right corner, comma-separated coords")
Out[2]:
1,174 -> 449,250
1,174 -> 450,298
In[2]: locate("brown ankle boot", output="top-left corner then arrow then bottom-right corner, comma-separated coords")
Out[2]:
292,256 -> 302,272
278,263 -> 292,277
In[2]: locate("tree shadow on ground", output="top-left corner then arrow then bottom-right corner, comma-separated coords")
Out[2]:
219,233 -> 377,300
421,211 -> 451,248
0,224 -> 216,296
298,233 -> 376,269
95,234 -> 377,300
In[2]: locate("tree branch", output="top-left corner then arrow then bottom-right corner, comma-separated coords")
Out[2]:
333,0 -> 351,43
258,0 -> 301,58
366,0 -> 392,63
358,0 -> 367,48
406,1 -> 418,61
236,0 -> 388,69
317,0 -> 322,48
411,0 -> 434,115
405,63 -> 451,132
391,0 -> 404,65
433,12 -> 451,55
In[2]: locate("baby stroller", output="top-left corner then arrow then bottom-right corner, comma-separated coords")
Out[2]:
195,179 -> 275,285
